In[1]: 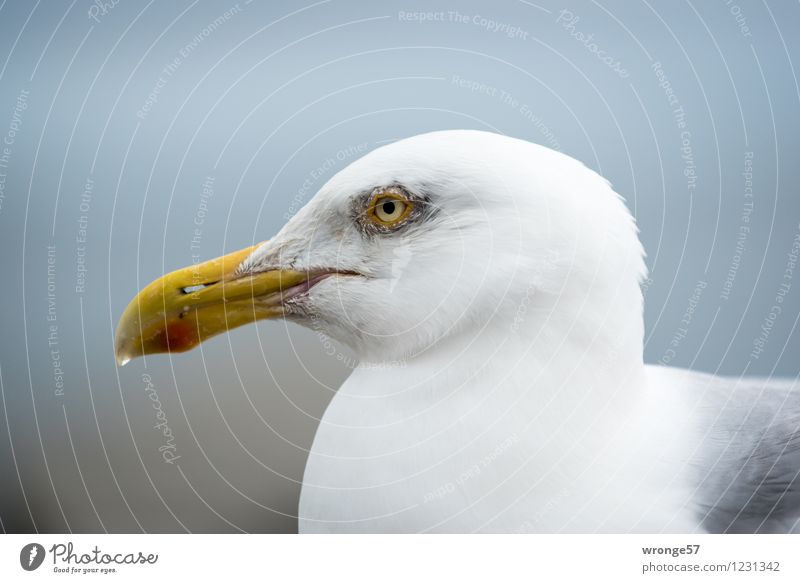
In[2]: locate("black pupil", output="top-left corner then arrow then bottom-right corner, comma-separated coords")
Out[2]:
382,201 -> 396,215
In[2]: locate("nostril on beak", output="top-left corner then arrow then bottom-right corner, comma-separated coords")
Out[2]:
181,282 -> 218,294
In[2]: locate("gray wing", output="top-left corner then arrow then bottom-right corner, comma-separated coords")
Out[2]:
681,371 -> 800,533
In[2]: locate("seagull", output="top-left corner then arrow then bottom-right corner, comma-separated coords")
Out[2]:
115,130 -> 800,533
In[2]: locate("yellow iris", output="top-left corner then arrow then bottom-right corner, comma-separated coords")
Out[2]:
368,192 -> 412,227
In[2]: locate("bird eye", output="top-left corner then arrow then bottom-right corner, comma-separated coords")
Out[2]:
368,192 -> 412,227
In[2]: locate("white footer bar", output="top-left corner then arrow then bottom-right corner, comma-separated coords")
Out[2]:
1,534 -> 796,582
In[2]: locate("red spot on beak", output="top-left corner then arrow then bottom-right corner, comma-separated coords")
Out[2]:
153,321 -> 198,353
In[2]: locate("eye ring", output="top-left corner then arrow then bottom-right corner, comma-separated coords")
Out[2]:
367,190 -> 413,227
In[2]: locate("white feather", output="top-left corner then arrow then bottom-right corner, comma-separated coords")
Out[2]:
244,130 -> 799,533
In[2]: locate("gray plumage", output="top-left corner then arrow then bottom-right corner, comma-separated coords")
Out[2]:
672,369 -> 800,533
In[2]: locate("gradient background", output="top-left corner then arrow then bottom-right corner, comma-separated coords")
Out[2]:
0,0 -> 798,533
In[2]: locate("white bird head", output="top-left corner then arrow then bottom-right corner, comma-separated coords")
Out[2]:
115,130 -> 646,365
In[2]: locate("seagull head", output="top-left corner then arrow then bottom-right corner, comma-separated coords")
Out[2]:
115,130 -> 646,365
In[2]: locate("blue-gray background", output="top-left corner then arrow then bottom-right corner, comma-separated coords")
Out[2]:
0,0 -> 798,533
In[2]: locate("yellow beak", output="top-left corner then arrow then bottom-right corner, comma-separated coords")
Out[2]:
114,243 -> 310,366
